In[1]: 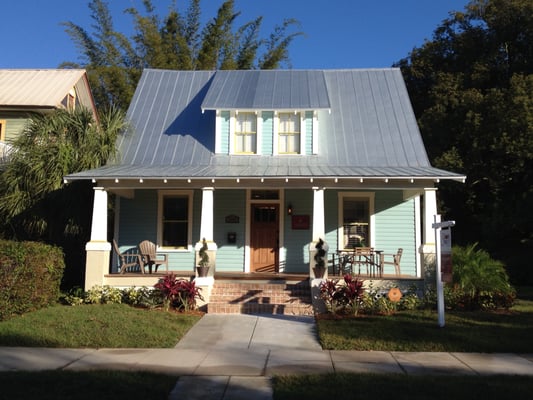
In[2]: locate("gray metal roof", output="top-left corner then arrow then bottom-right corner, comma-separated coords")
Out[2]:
66,68 -> 465,182
201,70 -> 331,110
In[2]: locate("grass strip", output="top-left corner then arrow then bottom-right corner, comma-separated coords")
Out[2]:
273,373 -> 533,400
0,303 -> 201,348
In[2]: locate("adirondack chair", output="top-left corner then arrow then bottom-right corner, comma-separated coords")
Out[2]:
113,240 -> 143,274
138,240 -> 168,274
382,248 -> 403,276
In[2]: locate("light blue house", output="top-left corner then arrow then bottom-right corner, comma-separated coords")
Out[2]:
65,68 -> 464,291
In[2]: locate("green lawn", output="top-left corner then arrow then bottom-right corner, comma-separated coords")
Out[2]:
317,297 -> 533,352
273,374 -> 533,400
0,303 -> 201,348
0,370 -> 178,400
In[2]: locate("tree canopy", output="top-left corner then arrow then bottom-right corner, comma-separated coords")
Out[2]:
396,0 -> 533,280
62,0 -> 303,110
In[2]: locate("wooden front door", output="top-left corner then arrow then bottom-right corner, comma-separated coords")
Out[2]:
250,204 -> 279,272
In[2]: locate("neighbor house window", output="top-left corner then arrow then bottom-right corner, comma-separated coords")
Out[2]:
278,112 -> 301,154
235,112 -> 257,153
158,191 -> 193,249
0,120 -> 5,142
339,193 -> 374,250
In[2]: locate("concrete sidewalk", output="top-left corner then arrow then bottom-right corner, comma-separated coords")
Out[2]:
1,314 -> 533,399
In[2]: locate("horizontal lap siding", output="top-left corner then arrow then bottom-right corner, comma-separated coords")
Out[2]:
214,190 -> 246,272
284,189 -> 313,272
262,111 -> 273,155
220,111 -> 230,153
374,191 -> 416,275
117,189 -> 198,273
305,111 -> 313,155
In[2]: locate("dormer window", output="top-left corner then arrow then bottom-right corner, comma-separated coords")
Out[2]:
234,112 -> 257,154
278,112 -> 301,154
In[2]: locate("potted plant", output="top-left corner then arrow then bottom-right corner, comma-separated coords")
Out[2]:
196,238 -> 210,277
313,238 -> 327,278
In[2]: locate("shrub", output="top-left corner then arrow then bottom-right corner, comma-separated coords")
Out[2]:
154,273 -> 204,312
0,240 -> 65,320
450,243 -> 516,310
319,274 -> 365,315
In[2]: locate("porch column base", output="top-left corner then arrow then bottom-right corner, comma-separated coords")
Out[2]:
310,278 -> 327,314
419,243 -> 436,285
84,241 -> 111,291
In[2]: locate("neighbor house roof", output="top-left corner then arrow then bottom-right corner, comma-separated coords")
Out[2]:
0,69 -> 96,113
65,68 -> 465,183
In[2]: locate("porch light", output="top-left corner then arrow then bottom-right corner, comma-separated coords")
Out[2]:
236,178 -> 240,183
334,178 -> 338,183
187,179 -> 191,183
384,178 -> 389,183
287,203 -> 293,215
139,179 -> 143,183
163,179 -> 167,183
360,178 -> 364,183
92,179 -> 96,183
115,178 -> 119,183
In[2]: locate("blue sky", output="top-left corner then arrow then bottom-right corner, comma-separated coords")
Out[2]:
1,0 -> 469,69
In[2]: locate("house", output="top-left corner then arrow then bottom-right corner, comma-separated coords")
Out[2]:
64,68 -> 465,293
0,69 -> 97,162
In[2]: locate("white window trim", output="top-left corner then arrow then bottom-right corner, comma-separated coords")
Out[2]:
157,190 -> 194,251
230,110 -> 259,155
215,110 -> 222,153
337,192 -> 375,250
312,111 -> 319,155
274,111 -> 304,155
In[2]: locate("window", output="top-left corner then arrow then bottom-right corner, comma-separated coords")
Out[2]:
235,112 -> 257,153
278,112 -> 300,154
339,193 -> 374,250
0,120 -> 5,142
158,191 -> 192,249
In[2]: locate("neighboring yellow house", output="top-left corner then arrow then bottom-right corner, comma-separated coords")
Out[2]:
0,69 -> 97,162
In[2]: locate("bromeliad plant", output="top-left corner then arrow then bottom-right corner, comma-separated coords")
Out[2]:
154,273 -> 204,312
319,274 -> 365,315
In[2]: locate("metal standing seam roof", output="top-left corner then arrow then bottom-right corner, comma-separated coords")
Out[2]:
0,69 -> 88,108
201,69 -> 331,111
65,68 -> 465,182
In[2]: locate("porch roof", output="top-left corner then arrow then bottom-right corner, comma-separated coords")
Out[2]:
65,161 -> 465,182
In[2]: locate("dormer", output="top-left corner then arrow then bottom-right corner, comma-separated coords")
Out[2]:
201,70 -> 330,156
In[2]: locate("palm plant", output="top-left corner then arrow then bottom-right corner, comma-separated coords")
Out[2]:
451,243 -> 515,309
0,106 -> 127,287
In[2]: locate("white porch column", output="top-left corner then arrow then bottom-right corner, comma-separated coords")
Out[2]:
310,187 -> 328,278
423,188 -> 438,245
84,187 -> 111,291
195,187 -> 217,281
420,187 -> 438,281
312,187 -> 325,242
199,187 -> 214,241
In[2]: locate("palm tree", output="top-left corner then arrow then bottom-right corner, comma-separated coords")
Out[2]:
0,106 -> 127,287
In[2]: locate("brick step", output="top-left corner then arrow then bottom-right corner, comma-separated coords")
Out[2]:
207,280 -> 313,315
207,302 -> 314,315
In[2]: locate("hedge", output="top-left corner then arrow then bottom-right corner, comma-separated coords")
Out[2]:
0,240 -> 65,320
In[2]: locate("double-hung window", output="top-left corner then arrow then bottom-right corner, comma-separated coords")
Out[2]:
159,191 -> 192,249
235,112 -> 257,154
339,193 -> 374,250
278,112 -> 301,154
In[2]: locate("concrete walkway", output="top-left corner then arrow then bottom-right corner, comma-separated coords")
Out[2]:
1,314 -> 533,399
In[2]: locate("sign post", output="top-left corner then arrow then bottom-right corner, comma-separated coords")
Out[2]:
432,215 -> 455,328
